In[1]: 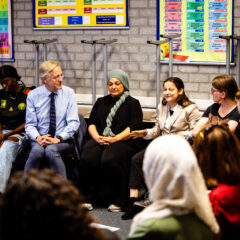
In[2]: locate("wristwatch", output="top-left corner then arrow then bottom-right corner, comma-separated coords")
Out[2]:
56,135 -> 63,142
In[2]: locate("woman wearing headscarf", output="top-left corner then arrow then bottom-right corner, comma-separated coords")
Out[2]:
128,135 -> 219,240
80,69 -> 144,212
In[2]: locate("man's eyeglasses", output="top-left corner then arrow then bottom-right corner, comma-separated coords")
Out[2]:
52,73 -> 64,80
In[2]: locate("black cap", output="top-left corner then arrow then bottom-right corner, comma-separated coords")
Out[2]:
0,65 -> 21,80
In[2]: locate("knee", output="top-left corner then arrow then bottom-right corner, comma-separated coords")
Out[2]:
101,153 -> 117,169
45,144 -> 58,155
80,142 -> 102,166
80,149 -> 92,163
131,150 -> 144,163
29,145 -> 45,159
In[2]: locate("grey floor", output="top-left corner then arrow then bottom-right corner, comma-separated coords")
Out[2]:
91,207 -> 132,240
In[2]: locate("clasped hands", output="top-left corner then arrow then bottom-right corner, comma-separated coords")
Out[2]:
36,134 -> 60,147
95,136 -> 116,146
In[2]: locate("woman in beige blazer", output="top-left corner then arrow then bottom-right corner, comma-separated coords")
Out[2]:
122,77 -> 202,220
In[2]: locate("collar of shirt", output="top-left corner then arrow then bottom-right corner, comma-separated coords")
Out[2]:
165,104 -> 179,129
43,85 -> 61,97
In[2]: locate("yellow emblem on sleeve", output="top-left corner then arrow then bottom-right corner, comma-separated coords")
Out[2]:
9,107 -> 13,111
18,103 -> 26,110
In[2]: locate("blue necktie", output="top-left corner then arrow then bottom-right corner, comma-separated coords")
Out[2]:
48,92 -> 56,137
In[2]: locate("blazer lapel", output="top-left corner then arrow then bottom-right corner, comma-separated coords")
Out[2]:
169,105 -> 183,127
159,103 -> 168,129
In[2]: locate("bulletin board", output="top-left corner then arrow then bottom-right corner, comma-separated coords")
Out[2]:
157,0 -> 234,64
33,0 -> 129,30
0,0 -> 13,61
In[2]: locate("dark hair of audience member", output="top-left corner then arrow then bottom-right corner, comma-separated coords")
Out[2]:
0,169 -> 103,240
162,77 -> 194,107
193,124 -> 240,187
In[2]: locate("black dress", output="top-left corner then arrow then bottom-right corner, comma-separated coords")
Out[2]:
80,94 -> 144,209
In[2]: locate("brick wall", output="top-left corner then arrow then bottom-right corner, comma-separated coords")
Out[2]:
4,0 -> 240,102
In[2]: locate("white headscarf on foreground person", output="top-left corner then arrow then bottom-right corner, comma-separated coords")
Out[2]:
130,135 -> 219,235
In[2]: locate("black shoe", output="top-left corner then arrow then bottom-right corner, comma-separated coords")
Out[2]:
121,197 -> 142,220
134,198 -> 152,208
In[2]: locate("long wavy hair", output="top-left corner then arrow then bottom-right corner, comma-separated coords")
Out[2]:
193,124 -> 240,186
162,77 -> 194,107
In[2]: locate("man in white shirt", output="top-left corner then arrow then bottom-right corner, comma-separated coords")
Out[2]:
24,60 -> 80,177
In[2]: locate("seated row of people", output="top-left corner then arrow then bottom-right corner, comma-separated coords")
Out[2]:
79,72 -> 240,218
0,65 -> 239,204
1,62 -> 240,239
1,63 -> 240,199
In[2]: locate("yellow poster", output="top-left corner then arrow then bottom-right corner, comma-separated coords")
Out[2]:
158,0 -> 233,63
33,0 -> 129,29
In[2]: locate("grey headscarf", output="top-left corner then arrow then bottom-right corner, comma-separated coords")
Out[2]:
102,69 -> 130,136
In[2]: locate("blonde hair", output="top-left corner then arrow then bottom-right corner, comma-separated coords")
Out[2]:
39,60 -> 60,79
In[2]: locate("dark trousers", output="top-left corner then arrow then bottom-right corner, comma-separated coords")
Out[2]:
129,149 -> 146,190
24,140 -> 75,178
80,139 -> 139,209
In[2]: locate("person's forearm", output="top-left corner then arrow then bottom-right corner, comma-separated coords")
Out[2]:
88,124 -> 100,141
3,123 -> 25,138
58,119 -> 80,140
112,127 -> 130,142
25,125 -> 41,141
192,117 -> 209,138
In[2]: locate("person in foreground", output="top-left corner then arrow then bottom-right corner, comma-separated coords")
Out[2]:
24,60 -> 80,178
128,135 -> 219,240
0,169 -> 119,240
122,77 -> 201,219
0,65 -> 33,192
80,69 -> 144,212
192,75 -> 239,137
194,124 -> 240,240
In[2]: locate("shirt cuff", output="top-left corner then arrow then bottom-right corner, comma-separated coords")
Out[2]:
31,133 -> 40,141
59,132 -> 68,141
143,128 -> 152,140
